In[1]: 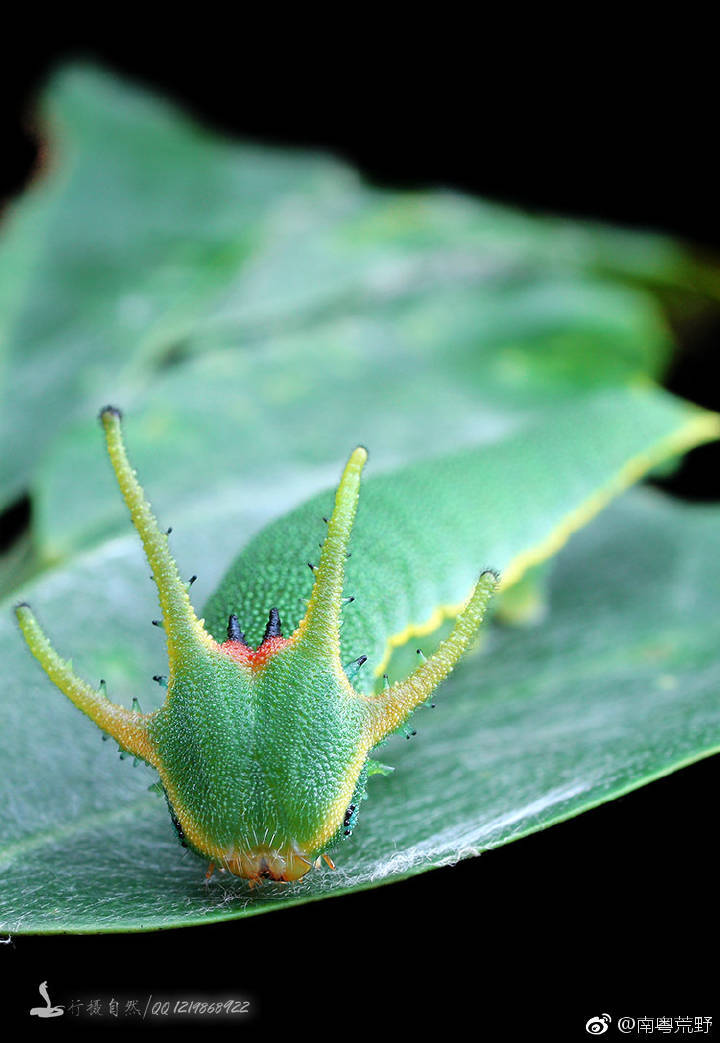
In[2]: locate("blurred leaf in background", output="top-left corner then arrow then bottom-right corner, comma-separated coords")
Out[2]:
1,65 -> 719,582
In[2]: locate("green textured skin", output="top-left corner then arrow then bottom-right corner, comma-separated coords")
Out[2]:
203,390 -> 691,684
148,643 -> 372,860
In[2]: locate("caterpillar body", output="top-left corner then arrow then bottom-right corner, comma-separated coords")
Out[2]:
16,408 -> 497,885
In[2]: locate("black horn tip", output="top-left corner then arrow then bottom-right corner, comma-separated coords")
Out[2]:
262,607 -> 283,642
99,404 -> 123,421
227,613 -> 248,645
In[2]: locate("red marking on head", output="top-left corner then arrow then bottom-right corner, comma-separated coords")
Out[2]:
219,635 -> 292,671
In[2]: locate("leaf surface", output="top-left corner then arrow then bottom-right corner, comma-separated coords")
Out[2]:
0,399 -> 717,933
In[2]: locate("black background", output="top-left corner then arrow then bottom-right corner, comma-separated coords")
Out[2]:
1,33 -> 718,1037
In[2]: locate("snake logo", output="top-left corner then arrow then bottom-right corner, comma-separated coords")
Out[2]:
29,982 -> 64,1018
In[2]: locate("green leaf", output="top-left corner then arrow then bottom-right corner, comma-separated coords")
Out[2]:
0,62 -> 713,529
33,281 -> 674,564
0,65 -> 362,512
0,396 -> 716,933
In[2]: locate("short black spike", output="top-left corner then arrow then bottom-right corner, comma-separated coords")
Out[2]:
345,654 -> 368,680
151,619 -> 162,627
262,607 -> 283,643
188,574 -> 197,586
227,614 -> 248,645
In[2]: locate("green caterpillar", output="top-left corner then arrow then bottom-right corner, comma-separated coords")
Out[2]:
16,407 -> 497,884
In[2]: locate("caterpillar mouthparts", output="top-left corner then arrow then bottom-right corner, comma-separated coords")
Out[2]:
211,847 -> 314,885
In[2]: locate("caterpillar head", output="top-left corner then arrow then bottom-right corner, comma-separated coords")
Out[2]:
16,408 -> 497,884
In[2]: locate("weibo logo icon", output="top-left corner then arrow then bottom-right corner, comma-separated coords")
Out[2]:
29,981 -> 64,1018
